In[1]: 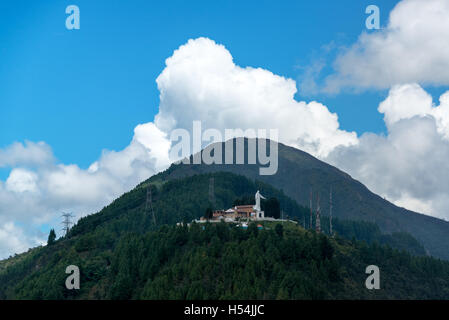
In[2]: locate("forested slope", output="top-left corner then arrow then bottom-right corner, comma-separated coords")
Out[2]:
0,172 -> 446,299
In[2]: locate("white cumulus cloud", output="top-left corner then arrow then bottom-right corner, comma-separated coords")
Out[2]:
326,84 -> 449,220
0,123 -> 170,259
154,37 -> 357,158
322,0 -> 449,92
0,222 -> 44,260
6,168 -> 39,193
0,141 -> 54,168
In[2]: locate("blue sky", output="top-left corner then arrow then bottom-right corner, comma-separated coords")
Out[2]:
0,0 -> 399,174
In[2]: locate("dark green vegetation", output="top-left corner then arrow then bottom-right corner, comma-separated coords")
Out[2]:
158,138 -> 449,260
47,229 -> 56,246
0,171 -> 448,299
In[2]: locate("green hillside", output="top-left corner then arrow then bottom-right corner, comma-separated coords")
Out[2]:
0,171 -> 447,299
158,138 -> 449,260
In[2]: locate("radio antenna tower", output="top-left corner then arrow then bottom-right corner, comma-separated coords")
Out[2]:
309,188 -> 313,230
316,194 -> 321,233
146,185 -> 157,225
209,176 -> 215,207
329,187 -> 333,236
61,212 -> 74,236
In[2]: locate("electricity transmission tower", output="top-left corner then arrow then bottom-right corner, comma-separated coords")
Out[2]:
61,212 -> 74,236
146,185 -> 157,225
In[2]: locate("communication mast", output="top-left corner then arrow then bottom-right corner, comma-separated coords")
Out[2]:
61,212 -> 74,236
146,185 -> 157,225
209,176 -> 215,207
316,194 -> 321,233
309,188 -> 313,230
329,187 -> 333,236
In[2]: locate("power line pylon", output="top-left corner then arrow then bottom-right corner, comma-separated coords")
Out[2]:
146,185 -> 157,225
316,194 -> 321,233
61,212 -> 74,236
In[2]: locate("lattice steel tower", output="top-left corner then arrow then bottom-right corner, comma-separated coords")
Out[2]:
316,194 -> 321,233
146,185 -> 157,225
61,212 -> 74,236
329,187 -> 333,236
309,188 -> 313,230
209,176 -> 215,207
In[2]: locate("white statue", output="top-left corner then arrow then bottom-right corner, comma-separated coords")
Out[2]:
254,190 -> 266,212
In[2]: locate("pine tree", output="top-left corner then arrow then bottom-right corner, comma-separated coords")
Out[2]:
204,207 -> 213,219
275,224 -> 284,237
47,229 -> 56,246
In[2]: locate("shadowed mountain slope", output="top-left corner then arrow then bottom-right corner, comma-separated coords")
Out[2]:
156,138 -> 449,260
